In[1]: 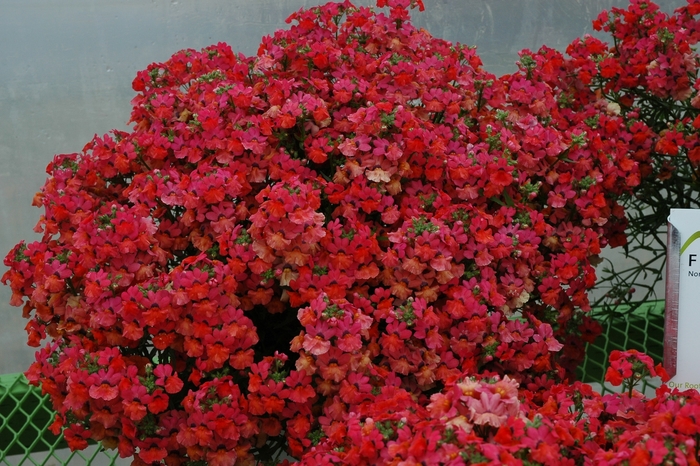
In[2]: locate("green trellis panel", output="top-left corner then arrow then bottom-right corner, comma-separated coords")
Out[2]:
0,301 -> 666,464
578,300 -> 665,395
0,373 -> 121,466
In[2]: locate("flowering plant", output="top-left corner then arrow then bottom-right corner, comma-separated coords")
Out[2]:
605,349 -> 668,396
3,0 -> 699,464
564,0 -> 700,312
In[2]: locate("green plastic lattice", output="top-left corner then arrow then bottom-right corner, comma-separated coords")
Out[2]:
0,373 -> 122,466
0,301 -> 667,464
578,300 -> 665,395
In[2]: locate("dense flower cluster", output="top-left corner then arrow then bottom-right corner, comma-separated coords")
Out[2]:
298,365 -> 700,465
3,0 -> 699,464
564,0 -> 700,310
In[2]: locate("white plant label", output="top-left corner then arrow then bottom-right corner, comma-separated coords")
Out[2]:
666,209 -> 700,390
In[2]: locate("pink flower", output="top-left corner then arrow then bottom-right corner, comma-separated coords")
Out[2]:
467,391 -> 509,428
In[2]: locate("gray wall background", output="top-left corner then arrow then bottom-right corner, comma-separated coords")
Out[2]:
0,0 -> 686,374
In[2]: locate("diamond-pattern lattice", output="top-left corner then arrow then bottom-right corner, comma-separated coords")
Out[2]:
578,300 -> 665,395
0,373 -> 123,466
0,302 -> 667,464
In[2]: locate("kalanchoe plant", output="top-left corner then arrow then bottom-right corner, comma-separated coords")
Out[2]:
4,0 -> 700,464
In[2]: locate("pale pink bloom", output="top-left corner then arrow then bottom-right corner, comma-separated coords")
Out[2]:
467,390 -> 509,428
302,334 -> 331,356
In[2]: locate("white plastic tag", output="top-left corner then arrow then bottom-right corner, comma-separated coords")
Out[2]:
665,209 -> 700,390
